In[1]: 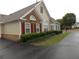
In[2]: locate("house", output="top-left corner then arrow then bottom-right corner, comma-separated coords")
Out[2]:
72,22 -> 79,29
50,17 -> 60,31
0,0 -> 60,41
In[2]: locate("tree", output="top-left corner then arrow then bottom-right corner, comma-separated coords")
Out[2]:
57,19 -> 65,30
62,13 -> 76,29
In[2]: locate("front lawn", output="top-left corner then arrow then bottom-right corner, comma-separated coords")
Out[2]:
31,32 -> 70,46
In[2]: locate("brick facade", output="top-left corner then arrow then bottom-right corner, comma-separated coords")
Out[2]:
21,10 -> 41,34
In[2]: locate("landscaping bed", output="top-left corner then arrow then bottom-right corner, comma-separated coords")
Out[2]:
20,31 -> 62,43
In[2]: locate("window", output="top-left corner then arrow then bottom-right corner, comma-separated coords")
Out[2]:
40,6 -> 43,13
23,17 -> 26,19
36,23 -> 40,33
51,25 -> 54,30
58,25 -> 60,30
44,25 -> 48,32
30,15 -> 36,21
44,28 -> 48,32
56,25 -> 58,30
25,23 -> 31,33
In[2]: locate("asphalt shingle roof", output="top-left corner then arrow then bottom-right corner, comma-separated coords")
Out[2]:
0,2 -> 39,23
50,17 -> 60,24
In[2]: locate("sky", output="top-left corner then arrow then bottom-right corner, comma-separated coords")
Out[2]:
0,0 -> 79,22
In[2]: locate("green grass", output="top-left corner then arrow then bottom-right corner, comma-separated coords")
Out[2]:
32,32 -> 70,46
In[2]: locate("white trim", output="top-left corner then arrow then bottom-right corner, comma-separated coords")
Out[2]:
18,21 -> 21,39
36,23 -> 40,33
25,22 -> 31,34
20,2 -> 41,20
0,24 -> 1,38
19,21 -> 21,35
30,15 -> 36,21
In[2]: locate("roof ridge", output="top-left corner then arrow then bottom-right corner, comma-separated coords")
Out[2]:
0,2 -> 41,23
9,2 -> 39,15
20,1 -> 41,19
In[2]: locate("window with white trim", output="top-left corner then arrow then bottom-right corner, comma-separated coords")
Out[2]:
44,25 -> 48,32
25,23 -> 31,33
51,25 -> 54,30
36,23 -> 40,33
40,6 -> 43,13
30,15 -> 36,21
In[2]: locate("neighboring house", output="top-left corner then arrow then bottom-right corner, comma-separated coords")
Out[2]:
72,22 -> 79,28
0,0 -> 60,41
50,17 -> 60,31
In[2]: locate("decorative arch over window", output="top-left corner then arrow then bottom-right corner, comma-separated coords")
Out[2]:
30,15 -> 36,21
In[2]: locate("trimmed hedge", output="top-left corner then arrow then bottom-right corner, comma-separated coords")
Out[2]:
20,31 -> 62,42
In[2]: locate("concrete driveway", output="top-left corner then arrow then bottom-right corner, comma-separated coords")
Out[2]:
0,32 -> 79,59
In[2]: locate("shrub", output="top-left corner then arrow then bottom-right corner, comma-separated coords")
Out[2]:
20,31 -> 62,42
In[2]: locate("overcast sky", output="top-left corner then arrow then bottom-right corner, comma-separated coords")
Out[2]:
0,0 -> 79,22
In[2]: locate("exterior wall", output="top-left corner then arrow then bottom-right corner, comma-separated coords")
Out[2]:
51,24 -> 56,30
3,21 -> 20,35
0,24 -> 4,38
2,34 -> 19,41
25,10 -> 40,23
21,10 -> 41,34
2,21 -> 20,41
72,23 -> 79,28
51,23 -> 60,31
58,24 -> 60,30
35,2 -> 50,32
76,23 -> 79,28
21,22 -> 25,34
56,24 -> 60,31
50,24 -> 53,30
0,24 -> 1,38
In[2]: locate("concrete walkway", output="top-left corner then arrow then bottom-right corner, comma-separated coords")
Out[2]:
0,32 -> 79,59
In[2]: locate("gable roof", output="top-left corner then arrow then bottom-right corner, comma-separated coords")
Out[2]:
0,14 -> 8,23
50,17 -> 57,23
0,1 -> 53,24
50,17 -> 60,24
0,2 -> 39,23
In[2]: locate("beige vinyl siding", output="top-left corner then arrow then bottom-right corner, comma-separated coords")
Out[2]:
35,3 -> 50,21
3,21 -> 20,35
0,24 -> 1,38
35,2 -> 50,31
